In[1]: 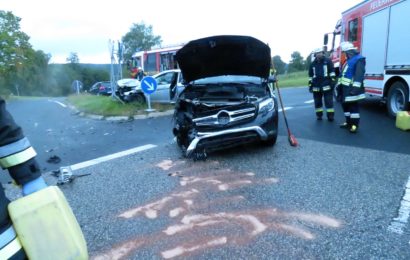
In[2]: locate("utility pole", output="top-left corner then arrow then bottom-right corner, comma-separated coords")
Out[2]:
108,40 -> 123,103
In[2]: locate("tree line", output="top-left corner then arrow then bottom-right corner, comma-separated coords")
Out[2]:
0,10 -> 311,97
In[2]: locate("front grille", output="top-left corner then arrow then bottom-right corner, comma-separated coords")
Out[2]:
196,130 -> 259,152
193,105 -> 256,128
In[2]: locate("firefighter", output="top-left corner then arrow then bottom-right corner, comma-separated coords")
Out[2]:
308,48 -> 336,121
336,42 -> 366,133
137,67 -> 145,81
0,96 -> 47,259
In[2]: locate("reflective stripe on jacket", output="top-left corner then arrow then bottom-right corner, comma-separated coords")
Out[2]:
308,57 -> 335,92
0,225 -> 24,259
338,54 -> 366,102
0,97 -> 41,185
0,137 -> 36,169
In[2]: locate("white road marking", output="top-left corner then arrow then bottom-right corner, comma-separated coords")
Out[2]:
70,144 -> 157,171
48,99 -> 67,108
388,176 -> 410,235
278,107 -> 293,112
304,99 -> 314,104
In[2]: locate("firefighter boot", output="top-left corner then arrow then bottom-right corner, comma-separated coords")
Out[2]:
326,108 -> 335,122
349,124 -> 358,133
327,113 -> 334,122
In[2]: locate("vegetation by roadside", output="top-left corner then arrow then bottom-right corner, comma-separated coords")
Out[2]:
67,71 -> 308,117
276,71 -> 309,88
67,94 -> 174,117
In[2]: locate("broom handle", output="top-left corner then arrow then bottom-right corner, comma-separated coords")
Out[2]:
275,81 -> 291,134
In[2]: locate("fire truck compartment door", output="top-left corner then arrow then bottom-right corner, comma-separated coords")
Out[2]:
362,8 -> 389,75
386,0 -> 410,68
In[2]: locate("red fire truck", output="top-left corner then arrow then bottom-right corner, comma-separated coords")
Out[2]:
129,44 -> 184,76
324,0 -> 410,117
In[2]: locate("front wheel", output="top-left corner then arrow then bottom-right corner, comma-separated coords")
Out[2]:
387,81 -> 409,117
134,94 -> 146,104
261,135 -> 277,146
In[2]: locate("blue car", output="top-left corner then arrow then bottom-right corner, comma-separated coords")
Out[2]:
89,81 -> 112,96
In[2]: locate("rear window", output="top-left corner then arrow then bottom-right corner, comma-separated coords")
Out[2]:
101,82 -> 111,88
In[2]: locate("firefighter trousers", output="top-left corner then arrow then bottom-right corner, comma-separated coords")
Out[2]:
0,186 -> 26,260
313,90 -> 334,120
342,101 -> 360,127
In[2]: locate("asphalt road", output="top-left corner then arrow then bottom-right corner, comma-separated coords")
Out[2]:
4,98 -> 175,173
4,90 -> 410,259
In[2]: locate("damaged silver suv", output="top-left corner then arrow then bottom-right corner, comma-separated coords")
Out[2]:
173,35 -> 278,160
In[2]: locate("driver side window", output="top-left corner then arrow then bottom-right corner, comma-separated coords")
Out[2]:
157,73 -> 173,84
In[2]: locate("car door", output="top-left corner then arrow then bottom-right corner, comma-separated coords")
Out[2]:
152,71 -> 176,103
170,72 -> 184,102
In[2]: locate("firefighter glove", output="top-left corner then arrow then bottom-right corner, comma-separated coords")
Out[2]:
331,77 -> 337,87
308,80 -> 313,93
22,176 -> 47,196
349,85 -> 362,96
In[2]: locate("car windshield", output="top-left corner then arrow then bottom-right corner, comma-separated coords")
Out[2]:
193,75 -> 261,85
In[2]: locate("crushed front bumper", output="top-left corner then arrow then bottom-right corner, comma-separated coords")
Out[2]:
185,125 -> 274,157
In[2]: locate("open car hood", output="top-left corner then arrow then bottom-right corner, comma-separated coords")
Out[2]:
176,35 -> 271,83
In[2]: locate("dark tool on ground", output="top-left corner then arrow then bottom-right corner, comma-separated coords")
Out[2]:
47,155 -> 61,164
52,166 -> 91,185
275,80 -> 298,147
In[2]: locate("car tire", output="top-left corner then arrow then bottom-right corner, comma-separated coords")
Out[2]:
135,94 -> 146,104
387,81 -> 409,118
262,136 -> 277,146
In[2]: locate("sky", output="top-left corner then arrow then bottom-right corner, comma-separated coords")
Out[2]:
1,0 -> 361,64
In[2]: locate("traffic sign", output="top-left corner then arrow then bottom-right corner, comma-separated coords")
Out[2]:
140,76 -> 157,95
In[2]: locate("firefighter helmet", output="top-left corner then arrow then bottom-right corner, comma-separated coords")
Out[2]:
340,41 -> 357,52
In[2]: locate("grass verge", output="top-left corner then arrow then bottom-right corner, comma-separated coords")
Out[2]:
69,71 -> 308,117
276,71 -> 309,88
67,94 -> 174,117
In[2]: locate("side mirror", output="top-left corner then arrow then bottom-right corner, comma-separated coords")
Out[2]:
324,34 -> 329,45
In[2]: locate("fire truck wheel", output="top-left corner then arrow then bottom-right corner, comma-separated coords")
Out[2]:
387,81 -> 409,118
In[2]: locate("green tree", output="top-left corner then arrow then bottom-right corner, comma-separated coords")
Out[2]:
272,55 -> 286,75
13,49 -> 51,95
288,51 -> 305,73
66,52 -> 80,64
79,67 -> 109,91
0,11 -> 34,94
305,52 -> 314,71
121,22 -> 162,60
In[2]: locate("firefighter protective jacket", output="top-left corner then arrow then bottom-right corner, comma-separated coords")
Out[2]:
0,97 -> 41,185
308,57 -> 336,92
0,97 -> 42,259
338,54 -> 366,102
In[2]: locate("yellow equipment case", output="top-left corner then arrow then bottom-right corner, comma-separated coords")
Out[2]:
396,111 -> 410,131
8,186 -> 88,260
